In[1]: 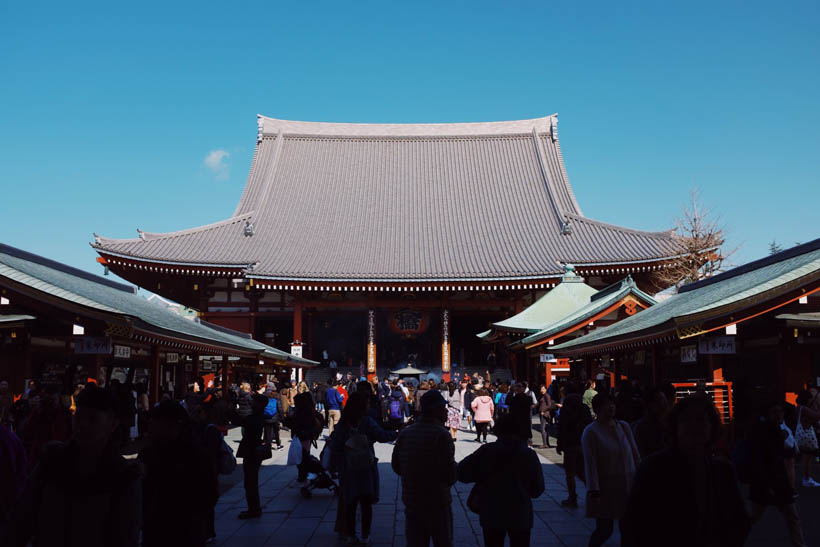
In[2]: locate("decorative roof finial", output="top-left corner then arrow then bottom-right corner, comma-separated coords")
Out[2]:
244,220 -> 255,237
564,263 -> 576,275
550,116 -> 558,142
561,218 -> 572,235
257,115 -> 264,144
137,229 -> 145,241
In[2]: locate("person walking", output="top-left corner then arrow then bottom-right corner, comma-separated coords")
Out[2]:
326,380 -> 346,436
263,388 -> 284,450
234,393 -> 270,519
457,414 -> 545,547
443,383 -> 462,441
471,389 -> 495,443
583,380 -> 598,416
284,392 -> 322,483
556,381 -> 591,508
623,395 -> 750,547
387,384 -> 409,431
392,390 -> 457,547
461,382 -> 474,432
190,403 -> 224,542
746,401 -> 808,546
581,391 -> 640,547
328,392 -> 397,545
537,385 -> 553,448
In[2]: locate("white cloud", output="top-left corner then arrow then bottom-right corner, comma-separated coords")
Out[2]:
204,149 -> 230,180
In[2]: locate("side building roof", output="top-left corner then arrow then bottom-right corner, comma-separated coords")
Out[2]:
0,243 -> 316,366
93,114 -> 680,285
552,238 -> 820,354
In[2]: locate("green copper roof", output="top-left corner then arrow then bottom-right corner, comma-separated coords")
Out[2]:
519,276 -> 656,348
553,239 -> 820,353
0,243 -> 316,366
481,269 -> 597,336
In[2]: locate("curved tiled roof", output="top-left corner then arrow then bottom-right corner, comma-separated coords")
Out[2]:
94,114 -> 679,282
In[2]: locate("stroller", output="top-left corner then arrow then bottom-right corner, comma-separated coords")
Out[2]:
299,445 -> 339,498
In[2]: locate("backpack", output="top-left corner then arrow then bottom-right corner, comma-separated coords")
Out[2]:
210,425 -> 237,475
344,424 -> 375,472
389,398 -> 403,420
497,393 -> 508,409
264,397 -> 278,419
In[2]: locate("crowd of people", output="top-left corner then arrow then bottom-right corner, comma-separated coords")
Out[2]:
1,370 -> 818,546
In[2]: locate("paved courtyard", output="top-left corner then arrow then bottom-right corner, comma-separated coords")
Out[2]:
212,422 -> 812,547
213,425 -> 605,547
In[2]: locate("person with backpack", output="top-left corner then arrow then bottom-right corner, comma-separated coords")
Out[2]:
263,388 -> 284,451
457,414 -> 544,547
328,392 -> 397,545
556,381 -> 592,508
471,389 -> 495,444
494,384 -> 509,417
233,394 -> 270,519
388,385 -> 409,431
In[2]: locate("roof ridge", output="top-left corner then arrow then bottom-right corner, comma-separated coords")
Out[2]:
565,213 -> 676,239
94,212 -> 254,246
0,242 -> 135,294
679,237 -> 820,294
258,114 -> 558,138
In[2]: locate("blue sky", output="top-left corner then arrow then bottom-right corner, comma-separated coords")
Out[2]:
1,1 -> 818,283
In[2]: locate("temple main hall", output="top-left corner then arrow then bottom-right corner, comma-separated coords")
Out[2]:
93,114 -> 681,381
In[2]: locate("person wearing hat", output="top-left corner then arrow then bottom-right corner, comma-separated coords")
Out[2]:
392,389 -> 457,547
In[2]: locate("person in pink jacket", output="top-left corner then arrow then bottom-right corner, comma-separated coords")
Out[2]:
471,389 -> 495,443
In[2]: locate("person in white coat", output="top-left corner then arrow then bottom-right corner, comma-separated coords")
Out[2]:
582,391 -> 640,547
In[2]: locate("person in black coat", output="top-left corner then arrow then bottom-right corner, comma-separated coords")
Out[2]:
556,383 -> 591,508
234,394 -> 269,519
140,400 -> 218,546
622,396 -> 750,547
283,392 -> 321,482
457,414 -> 545,547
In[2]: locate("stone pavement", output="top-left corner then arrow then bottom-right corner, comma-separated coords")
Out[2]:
213,425 -> 610,547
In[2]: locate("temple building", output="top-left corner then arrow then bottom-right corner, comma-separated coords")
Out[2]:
552,239 -> 820,422
0,243 -> 314,402
93,114 -> 682,381
478,267 -> 657,385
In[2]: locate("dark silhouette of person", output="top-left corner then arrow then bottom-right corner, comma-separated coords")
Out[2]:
392,390 -> 457,547
284,392 -> 322,483
139,400 -> 217,545
623,395 -> 751,547
556,381 -> 591,508
328,391 -> 397,544
9,385 -> 142,546
234,393 -> 270,519
457,413 -> 545,547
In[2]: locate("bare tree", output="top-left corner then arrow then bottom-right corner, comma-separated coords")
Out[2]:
653,189 -> 733,291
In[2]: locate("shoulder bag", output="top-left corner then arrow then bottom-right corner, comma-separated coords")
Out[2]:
796,406 -> 819,453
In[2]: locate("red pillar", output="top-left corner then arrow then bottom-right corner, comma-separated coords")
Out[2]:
293,296 -> 303,344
